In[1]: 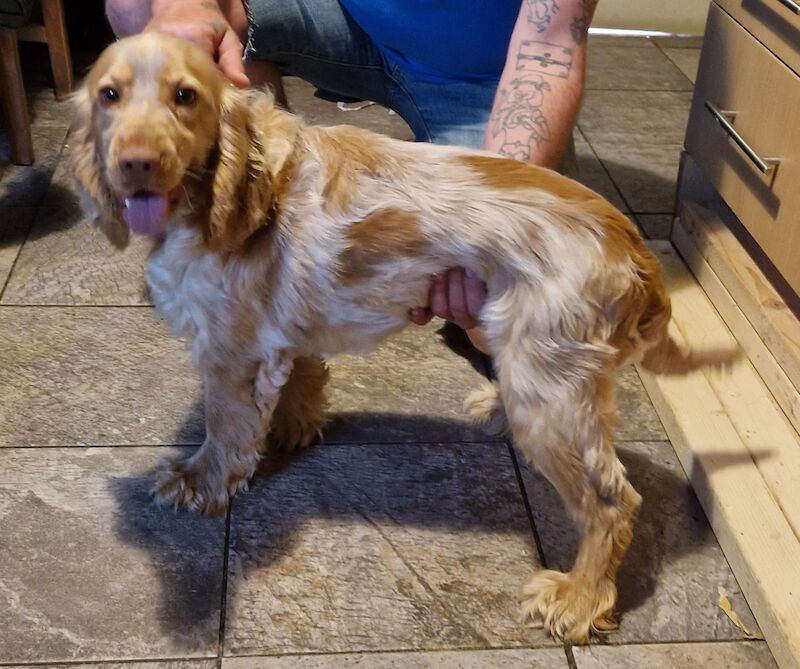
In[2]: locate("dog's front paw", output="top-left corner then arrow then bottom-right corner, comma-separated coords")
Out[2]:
464,382 -> 507,436
152,452 -> 249,515
520,569 -> 617,643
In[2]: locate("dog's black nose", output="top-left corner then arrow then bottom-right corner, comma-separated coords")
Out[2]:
118,155 -> 155,177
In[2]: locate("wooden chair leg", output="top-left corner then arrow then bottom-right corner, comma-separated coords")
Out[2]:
0,29 -> 34,165
41,0 -> 72,100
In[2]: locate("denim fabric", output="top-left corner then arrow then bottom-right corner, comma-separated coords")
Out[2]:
242,0 -> 498,149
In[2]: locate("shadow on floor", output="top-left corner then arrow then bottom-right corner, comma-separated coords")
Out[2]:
107,410 -> 757,646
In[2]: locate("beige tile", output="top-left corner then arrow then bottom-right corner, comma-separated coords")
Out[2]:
637,214 -> 674,240
521,441 -> 761,643
223,648 -> 568,668
586,44 -> 692,91
578,90 -> 692,146
0,208 -> 36,291
326,323 -> 498,443
573,641 -> 776,669
225,442 -> 549,655
0,447 -> 225,662
284,77 -> 414,141
2,205 -> 153,305
662,48 -> 701,85
0,307 -> 204,446
589,142 -> 682,213
0,123 -> 68,207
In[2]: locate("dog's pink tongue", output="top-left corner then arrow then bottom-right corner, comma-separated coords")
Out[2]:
123,193 -> 169,236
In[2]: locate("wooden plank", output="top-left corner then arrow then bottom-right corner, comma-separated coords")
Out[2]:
0,29 -> 33,165
678,201 -> 800,395
655,242 -> 800,541
637,242 -> 800,669
673,217 -> 800,437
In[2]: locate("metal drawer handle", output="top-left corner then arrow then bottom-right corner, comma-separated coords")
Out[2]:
704,101 -> 780,176
775,0 -> 800,15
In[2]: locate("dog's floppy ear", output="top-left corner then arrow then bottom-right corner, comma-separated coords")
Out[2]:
207,86 -> 296,252
68,86 -> 130,249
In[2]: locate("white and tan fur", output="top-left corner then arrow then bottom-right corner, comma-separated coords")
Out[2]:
70,33 -> 735,643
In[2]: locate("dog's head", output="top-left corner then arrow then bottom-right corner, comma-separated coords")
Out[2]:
70,33 -> 294,251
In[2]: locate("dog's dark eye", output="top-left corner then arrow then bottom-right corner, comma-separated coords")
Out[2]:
99,87 -> 119,104
175,88 -> 197,106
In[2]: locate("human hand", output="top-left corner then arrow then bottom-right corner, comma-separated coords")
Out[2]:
409,268 -> 488,352
146,0 -> 250,87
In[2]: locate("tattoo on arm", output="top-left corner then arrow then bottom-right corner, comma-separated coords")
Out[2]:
525,0 -> 560,33
570,0 -> 597,44
492,76 -> 552,161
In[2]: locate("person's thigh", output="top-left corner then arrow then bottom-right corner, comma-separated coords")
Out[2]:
242,0 -> 396,108
387,70 -> 498,148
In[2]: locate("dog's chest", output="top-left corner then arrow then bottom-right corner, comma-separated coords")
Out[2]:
145,229 -> 230,342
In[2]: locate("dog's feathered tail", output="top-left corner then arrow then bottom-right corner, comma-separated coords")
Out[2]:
639,331 -> 741,376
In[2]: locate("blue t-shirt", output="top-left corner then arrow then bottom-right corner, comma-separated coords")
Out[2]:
339,1 -> 521,82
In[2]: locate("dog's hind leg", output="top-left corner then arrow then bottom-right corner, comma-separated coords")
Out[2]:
495,350 -> 641,643
153,351 -> 294,514
269,355 -> 330,451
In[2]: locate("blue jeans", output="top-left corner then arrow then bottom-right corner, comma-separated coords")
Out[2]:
242,0 -> 499,149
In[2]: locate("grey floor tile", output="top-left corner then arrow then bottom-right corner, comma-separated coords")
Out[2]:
3,660 -> 217,669
25,85 -> 75,129
652,35 -> 705,49
0,447 -> 225,663
284,77 -> 414,141
0,123 -> 68,207
572,131 -> 627,212
521,441 -> 760,643
0,207 -> 36,292
573,641 -> 776,669
0,307 -> 204,446
578,91 -> 692,146
615,366 -> 667,441
636,214 -> 674,240
587,35 -> 655,48
585,44 -> 692,91
224,442 -> 549,656
223,648 -> 569,668
661,48 -> 701,85
2,205 -> 152,305
589,142 -> 682,213
326,323 -> 496,444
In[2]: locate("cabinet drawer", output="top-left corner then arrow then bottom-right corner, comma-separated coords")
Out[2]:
716,0 -> 800,77
686,3 -> 800,295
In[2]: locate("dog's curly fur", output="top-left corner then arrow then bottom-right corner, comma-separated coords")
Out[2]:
70,33 -> 735,642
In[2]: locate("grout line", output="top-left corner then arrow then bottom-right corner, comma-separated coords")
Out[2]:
565,644 -> 579,669
651,41 -> 697,87
0,209 -> 39,301
218,644 -> 564,660
507,441 -> 549,569
0,438 -> 672,451
217,504 -> 233,665
575,128 -> 635,215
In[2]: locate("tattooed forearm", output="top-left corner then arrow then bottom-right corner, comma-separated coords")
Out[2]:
570,0 -> 597,44
491,77 -> 552,161
517,40 -> 574,78
525,0 -> 560,33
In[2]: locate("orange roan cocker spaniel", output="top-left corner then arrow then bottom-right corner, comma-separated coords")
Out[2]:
70,33 -> 734,642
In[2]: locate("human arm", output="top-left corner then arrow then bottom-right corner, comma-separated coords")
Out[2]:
483,0 -> 598,168
106,0 -> 251,86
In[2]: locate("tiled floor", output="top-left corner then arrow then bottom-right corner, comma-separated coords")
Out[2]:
0,35 -> 778,668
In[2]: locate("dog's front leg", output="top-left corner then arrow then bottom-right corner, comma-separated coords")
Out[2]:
153,352 -> 294,514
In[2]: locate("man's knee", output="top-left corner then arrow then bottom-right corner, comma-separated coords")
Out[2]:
106,0 -> 152,37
